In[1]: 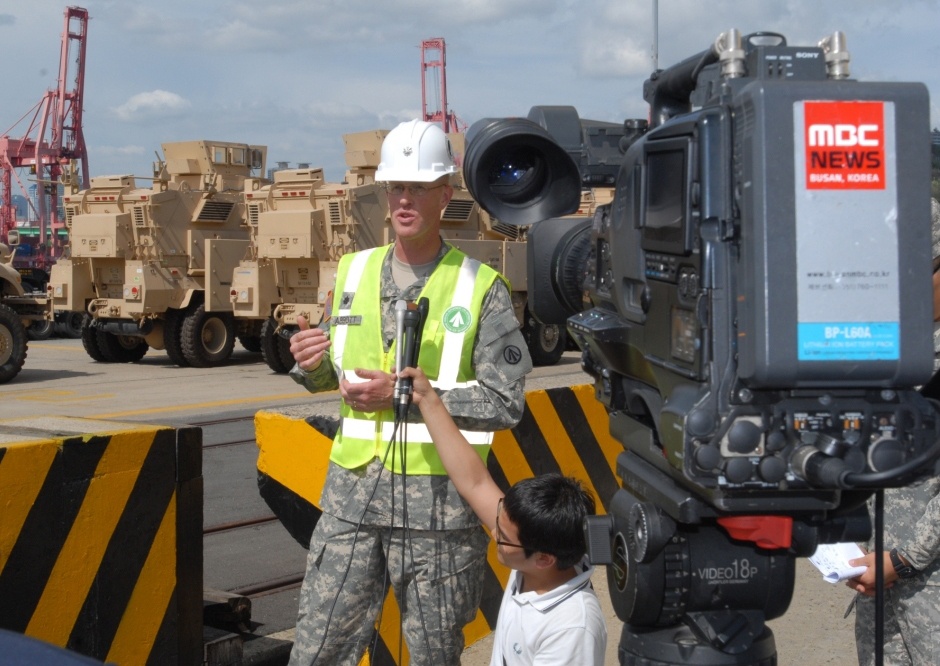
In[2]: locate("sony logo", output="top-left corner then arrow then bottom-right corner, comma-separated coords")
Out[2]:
795,51 -> 820,59
808,124 -> 881,147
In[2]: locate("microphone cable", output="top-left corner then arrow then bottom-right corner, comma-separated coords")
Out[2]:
396,415 -> 435,662
365,417 -> 434,664
307,413 -> 402,663
372,297 -> 435,662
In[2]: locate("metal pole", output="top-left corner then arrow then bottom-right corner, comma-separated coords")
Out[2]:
652,0 -> 659,70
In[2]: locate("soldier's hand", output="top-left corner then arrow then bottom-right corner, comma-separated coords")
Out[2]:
341,368 -> 395,413
845,550 -> 897,596
290,315 -> 330,371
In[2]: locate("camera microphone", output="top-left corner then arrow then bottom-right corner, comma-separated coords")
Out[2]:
395,298 -> 429,420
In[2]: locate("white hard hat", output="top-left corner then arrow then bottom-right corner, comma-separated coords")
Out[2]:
375,119 -> 457,183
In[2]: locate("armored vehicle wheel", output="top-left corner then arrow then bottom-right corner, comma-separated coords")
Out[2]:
239,335 -> 262,353
181,304 -> 235,367
523,315 -> 567,366
0,304 -> 27,384
96,331 -> 149,363
238,320 -> 264,353
261,317 -> 295,373
80,314 -> 108,362
163,307 -> 189,367
54,311 -> 84,339
27,318 -> 54,341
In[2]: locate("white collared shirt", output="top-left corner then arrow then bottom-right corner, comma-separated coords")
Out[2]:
490,558 -> 607,666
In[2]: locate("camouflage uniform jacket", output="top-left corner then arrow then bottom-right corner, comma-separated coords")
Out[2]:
867,288 -> 940,583
873,478 -> 940,583
290,240 -> 532,529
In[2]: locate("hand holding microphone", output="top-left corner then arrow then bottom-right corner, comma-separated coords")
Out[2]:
394,298 -> 429,420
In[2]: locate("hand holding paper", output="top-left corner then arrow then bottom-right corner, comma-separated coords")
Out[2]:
809,542 -> 868,583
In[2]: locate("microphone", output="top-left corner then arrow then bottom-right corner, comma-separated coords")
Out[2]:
393,300 -> 408,405
395,297 -> 429,420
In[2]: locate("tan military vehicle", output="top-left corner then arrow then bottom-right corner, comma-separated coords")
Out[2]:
47,140 -> 267,366
231,131 -> 388,371
0,234 -> 52,383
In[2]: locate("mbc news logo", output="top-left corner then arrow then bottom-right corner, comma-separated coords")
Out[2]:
803,101 -> 886,190
808,124 -> 880,148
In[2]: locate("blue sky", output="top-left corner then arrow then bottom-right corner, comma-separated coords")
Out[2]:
1,0 -> 938,184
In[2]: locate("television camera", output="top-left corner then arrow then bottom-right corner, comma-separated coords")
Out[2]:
464,29 -> 940,664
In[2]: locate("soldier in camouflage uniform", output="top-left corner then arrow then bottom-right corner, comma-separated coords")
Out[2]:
285,120 -> 532,666
847,198 -> 940,666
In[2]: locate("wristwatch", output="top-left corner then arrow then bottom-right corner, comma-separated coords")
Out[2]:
889,548 -> 918,579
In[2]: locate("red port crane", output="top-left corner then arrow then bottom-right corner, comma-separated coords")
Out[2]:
0,6 -> 90,276
421,38 -> 467,135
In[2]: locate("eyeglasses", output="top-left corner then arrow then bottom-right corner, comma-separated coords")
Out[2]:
495,498 -> 527,549
384,183 -> 444,197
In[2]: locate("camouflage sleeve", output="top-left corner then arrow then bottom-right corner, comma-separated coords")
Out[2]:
442,279 -> 533,431
289,359 -> 339,394
898,477 -> 940,572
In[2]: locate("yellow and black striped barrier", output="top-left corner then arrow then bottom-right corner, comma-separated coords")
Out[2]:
255,383 -> 622,664
0,416 -> 202,666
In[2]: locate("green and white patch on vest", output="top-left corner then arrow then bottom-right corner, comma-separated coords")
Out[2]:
443,306 -> 472,333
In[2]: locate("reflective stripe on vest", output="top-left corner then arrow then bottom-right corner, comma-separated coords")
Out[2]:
341,418 -> 493,445
439,252 -> 479,387
328,244 -> 501,474
330,247 -> 380,377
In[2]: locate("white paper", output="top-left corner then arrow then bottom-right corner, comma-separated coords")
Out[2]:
809,542 -> 868,583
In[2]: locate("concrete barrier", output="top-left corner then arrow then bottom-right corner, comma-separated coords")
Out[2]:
0,416 -> 203,665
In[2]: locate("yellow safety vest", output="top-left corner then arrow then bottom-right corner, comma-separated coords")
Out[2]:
329,244 -> 503,474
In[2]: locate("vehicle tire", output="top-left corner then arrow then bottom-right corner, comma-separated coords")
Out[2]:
163,307 -> 189,367
239,335 -> 263,353
96,331 -> 149,363
0,303 -> 27,384
181,304 -> 235,367
80,314 -> 108,362
55,311 -> 84,339
261,317 -> 295,373
238,320 -> 264,353
27,318 -> 54,341
523,314 -> 567,367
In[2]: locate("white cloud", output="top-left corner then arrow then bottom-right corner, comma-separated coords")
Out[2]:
113,90 -> 191,122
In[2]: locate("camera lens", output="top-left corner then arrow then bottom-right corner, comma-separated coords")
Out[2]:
487,147 -> 545,204
490,156 -> 534,186
464,117 -> 580,226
